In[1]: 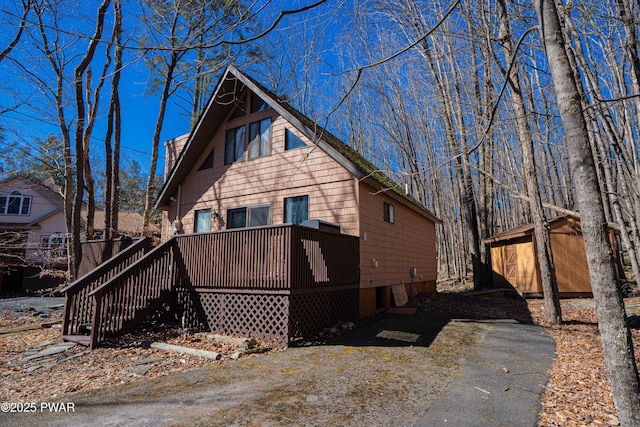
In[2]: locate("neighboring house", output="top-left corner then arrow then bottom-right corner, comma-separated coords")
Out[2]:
0,176 -> 156,293
155,65 -> 441,318
0,176 -> 67,291
486,215 -> 624,297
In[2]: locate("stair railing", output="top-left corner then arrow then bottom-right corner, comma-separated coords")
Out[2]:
87,237 -> 176,348
61,237 -> 152,337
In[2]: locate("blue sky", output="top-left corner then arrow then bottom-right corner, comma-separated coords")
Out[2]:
0,0 -> 338,177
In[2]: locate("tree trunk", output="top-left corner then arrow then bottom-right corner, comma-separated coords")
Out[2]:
70,0 -> 111,279
535,0 -> 640,424
498,0 -> 561,323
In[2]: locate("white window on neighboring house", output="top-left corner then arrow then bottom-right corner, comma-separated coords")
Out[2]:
0,191 -> 31,215
40,235 -> 51,248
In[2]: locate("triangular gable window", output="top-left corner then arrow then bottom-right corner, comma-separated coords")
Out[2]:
285,129 -> 306,150
230,94 -> 247,119
251,92 -> 269,113
198,149 -> 214,170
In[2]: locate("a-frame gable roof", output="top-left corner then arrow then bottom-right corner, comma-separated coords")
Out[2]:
155,66 -> 440,224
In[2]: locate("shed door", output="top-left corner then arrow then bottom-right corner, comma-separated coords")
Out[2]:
505,245 -> 517,285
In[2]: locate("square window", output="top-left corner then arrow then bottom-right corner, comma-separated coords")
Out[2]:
285,128 -> 306,150
248,205 -> 271,227
0,196 -> 5,214
194,209 -> 211,233
224,126 -> 246,165
248,118 -> 271,160
285,195 -> 309,224
383,202 -> 395,224
227,207 -> 247,229
7,195 -> 21,214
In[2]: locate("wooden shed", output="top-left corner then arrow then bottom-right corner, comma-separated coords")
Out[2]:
486,216 -> 622,297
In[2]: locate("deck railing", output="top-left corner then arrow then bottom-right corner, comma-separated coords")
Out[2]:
61,237 -> 152,337
173,224 -> 359,292
87,238 -> 175,348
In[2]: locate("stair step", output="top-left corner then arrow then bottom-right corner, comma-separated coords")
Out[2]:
62,335 -> 90,346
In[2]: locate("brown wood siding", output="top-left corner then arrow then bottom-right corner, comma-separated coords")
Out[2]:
358,182 -> 437,290
163,110 -> 359,238
550,227 -> 592,293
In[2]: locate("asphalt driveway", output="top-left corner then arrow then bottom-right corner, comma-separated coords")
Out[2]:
2,302 -> 555,427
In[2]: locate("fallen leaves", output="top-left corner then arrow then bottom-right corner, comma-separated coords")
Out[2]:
530,297 -> 640,427
0,307 -> 274,403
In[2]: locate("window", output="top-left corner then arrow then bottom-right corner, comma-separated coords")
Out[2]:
285,195 -> 309,224
227,204 -> 271,229
194,209 -> 211,233
230,94 -> 247,119
248,118 -> 271,160
224,125 -> 246,165
40,235 -> 51,248
285,129 -> 306,150
0,191 -> 31,215
251,92 -> 269,113
383,202 -> 395,224
198,149 -> 214,170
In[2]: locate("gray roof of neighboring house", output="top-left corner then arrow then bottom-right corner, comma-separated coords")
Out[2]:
155,65 -> 440,224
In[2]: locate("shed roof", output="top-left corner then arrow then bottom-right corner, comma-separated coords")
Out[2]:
485,215 -> 582,244
154,65 -> 440,224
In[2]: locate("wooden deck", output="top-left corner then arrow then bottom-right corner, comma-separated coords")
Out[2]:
62,225 -> 360,349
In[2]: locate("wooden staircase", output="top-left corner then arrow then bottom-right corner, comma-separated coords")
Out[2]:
61,237 -> 176,349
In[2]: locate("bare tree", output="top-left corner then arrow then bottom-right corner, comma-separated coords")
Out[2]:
534,0 -> 640,423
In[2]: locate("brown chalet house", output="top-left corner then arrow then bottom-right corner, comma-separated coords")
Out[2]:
155,66 -> 441,318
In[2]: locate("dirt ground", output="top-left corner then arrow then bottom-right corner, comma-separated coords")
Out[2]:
0,289 -> 638,426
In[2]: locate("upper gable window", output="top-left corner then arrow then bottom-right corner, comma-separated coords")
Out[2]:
251,92 -> 269,113
224,126 -> 246,165
198,149 -> 214,170
230,94 -> 247,119
248,118 -> 271,160
285,129 -> 306,151
0,191 -> 31,215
